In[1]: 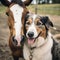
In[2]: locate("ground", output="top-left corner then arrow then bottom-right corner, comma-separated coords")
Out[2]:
0,13 -> 60,60
0,14 -> 24,60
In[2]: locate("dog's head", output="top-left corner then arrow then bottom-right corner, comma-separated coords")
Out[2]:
24,14 -> 53,45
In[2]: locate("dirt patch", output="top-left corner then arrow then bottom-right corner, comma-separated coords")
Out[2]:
0,14 -> 13,60
0,14 -> 60,60
0,14 -> 24,60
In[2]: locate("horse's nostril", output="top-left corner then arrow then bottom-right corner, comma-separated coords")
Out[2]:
12,36 -> 18,45
20,35 -> 25,45
28,32 -> 34,38
21,35 -> 25,41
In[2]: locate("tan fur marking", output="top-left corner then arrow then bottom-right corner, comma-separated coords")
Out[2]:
35,18 -> 47,39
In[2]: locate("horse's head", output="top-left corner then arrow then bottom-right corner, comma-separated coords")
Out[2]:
0,0 -> 32,46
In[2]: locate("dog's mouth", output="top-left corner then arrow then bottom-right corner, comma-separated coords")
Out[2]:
27,38 -> 35,45
27,32 -> 42,45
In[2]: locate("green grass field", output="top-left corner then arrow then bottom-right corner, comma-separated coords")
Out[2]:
27,4 -> 60,15
0,4 -> 60,15
0,5 -> 6,14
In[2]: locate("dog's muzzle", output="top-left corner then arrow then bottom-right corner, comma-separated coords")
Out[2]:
28,32 -> 34,38
27,31 -> 42,45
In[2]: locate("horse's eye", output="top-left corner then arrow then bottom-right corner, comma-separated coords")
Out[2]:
6,12 -> 9,16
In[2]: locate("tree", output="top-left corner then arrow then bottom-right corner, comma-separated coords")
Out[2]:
47,0 -> 50,3
52,0 -> 60,3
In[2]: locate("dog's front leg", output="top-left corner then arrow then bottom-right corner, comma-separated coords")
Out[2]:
23,44 -> 30,60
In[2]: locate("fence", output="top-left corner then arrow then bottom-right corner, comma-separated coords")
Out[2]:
29,4 -> 60,15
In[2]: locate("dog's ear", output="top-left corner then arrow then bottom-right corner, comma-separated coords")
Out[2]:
41,16 -> 53,29
22,0 -> 33,6
45,16 -> 53,29
0,0 -> 12,7
45,16 -> 53,28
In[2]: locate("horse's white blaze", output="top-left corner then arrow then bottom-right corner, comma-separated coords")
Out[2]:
22,0 -> 26,2
8,0 -> 12,2
10,4 -> 23,40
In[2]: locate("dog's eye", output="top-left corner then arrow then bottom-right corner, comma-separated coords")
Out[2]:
26,22 -> 31,25
36,22 -> 45,29
36,22 -> 42,26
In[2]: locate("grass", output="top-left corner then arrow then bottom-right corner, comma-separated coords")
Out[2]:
0,5 -> 7,14
27,4 -> 60,15
0,4 -> 60,15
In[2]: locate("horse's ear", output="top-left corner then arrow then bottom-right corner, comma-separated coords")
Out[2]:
0,0 -> 33,6
22,0 -> 33,6
0,0 -> 12,7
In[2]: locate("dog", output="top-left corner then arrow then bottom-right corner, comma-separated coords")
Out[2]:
23,13 -> 55,60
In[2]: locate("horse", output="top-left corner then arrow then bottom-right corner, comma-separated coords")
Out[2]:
0,0 -> 32,60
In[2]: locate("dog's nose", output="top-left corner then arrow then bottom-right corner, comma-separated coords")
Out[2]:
12,36 -> 18,45
28,32 -> 34,38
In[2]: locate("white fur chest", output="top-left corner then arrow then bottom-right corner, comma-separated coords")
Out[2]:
31,48 -> 52,60
23,44 -> 52,60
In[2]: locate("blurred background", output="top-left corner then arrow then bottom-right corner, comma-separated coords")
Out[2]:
0,0 -> 60,60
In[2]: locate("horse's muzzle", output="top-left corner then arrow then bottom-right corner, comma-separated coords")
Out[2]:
12,35 -> 25,46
